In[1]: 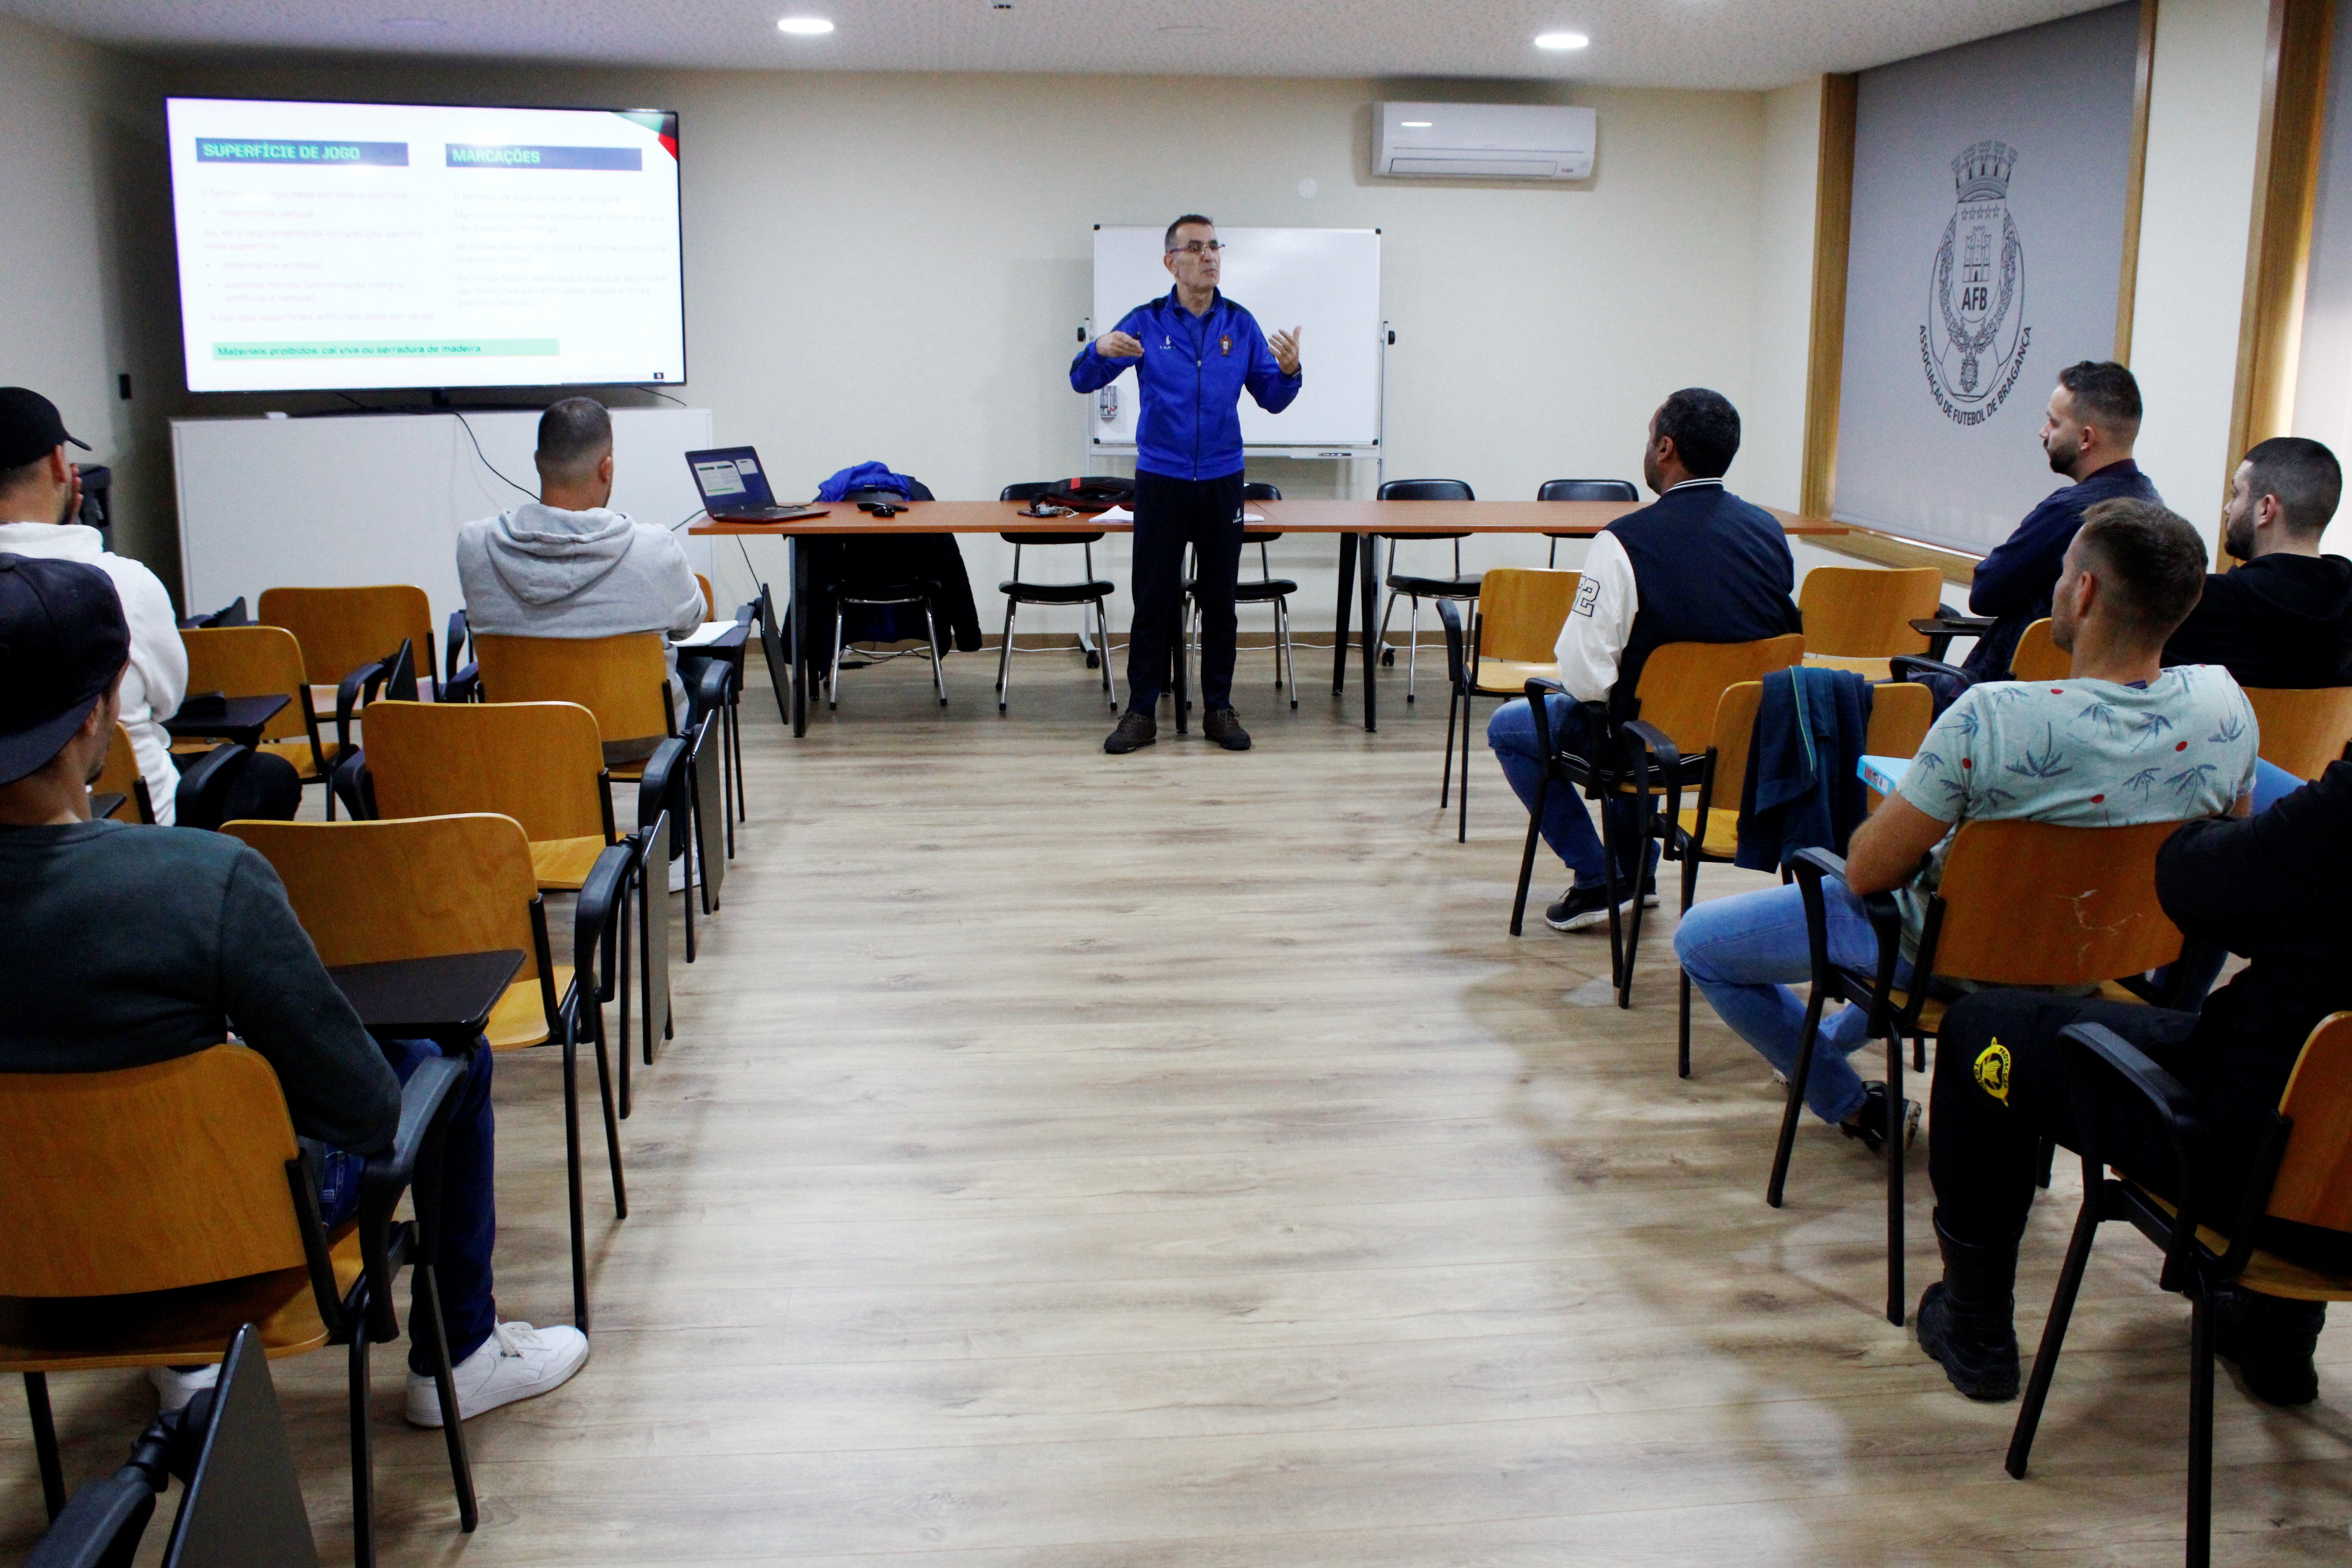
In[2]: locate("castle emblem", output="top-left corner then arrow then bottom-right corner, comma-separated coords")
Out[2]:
1920,140 -> 2031,426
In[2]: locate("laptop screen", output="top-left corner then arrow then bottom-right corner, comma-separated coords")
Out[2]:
685,446 -> 778,511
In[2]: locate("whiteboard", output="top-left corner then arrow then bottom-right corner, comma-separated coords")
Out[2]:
1089,226 -> 1381,452
174,407 -> 714,632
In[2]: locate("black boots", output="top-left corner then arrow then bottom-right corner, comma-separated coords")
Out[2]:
1917,1211 -> 2022,1401
2212,1285 -> 2327,1405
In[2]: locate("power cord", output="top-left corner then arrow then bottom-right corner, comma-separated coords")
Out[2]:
448,409 -> 538,500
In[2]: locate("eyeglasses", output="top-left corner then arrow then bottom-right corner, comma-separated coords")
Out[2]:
1167,240 -> 1226,256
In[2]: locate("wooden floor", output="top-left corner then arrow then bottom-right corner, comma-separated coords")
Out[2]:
8,646 -> 2351,1566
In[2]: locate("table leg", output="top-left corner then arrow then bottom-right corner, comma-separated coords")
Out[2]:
1359,532 -> 1380,732
788,537 -> 809,738
1332,533 -> 1356,695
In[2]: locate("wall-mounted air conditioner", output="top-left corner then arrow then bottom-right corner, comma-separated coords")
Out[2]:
1375,102 -> 1596,181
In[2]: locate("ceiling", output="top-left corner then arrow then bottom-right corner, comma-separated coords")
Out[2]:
0,0 -> 2122,89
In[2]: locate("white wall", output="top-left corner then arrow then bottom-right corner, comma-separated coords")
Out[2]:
2125,0 -> 2272,554
106,57 -> 1799,633
1751,78 -> 1826,517
0,16 -> 176,591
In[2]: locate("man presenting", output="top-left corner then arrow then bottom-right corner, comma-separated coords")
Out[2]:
1964,360 -> 2159,678
1072,215 -> 1301,753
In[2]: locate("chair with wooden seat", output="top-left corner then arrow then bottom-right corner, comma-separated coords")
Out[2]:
2009,617 -> 2068,682
1663,677 -> 1933,1077
0,1043 -> 477,1566
258,584 -> 437,703
1782,818 -> 2193,1325
2243,685 -> 2352,781
470,632 -> 676,777
1798,566 -> 1944,680
89,721 -> 152,824
1375,478 -> 1479,702
2005,1011 -> 2352,1567
1537,478 -> 1639,566
358,701 -> 619,893
1434,568 -> 1579,841
994,481 -> 1117,713
224,814 -> 628,1328
1510,633 -> 1808,1010
178,625 -> 334,812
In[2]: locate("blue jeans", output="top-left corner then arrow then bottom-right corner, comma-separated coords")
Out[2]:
1486,695 -> 1656,885
311,1036 -> 498,1375
1674,880 -> 1909,1124
2253,757 -> 2300,814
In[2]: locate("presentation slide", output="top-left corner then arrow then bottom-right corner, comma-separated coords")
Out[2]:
166,98 -> 685,393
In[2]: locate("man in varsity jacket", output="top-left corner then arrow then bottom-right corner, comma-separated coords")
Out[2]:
1488,388 -> 1802,931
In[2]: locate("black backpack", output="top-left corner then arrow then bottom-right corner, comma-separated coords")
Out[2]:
1038,475 -> 1135,514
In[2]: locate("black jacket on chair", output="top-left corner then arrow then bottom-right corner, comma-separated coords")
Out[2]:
804,479 -> 984,653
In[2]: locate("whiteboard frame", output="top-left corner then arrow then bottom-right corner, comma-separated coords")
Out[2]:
1084,225 -> 1385,459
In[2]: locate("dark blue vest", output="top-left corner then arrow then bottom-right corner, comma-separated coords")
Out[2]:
1606,483 -> 1802,722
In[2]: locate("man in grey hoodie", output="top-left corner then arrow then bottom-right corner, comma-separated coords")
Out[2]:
456,398 -> 706,718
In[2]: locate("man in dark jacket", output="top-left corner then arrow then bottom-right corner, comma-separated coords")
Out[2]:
1072,215 -> 1301,754
1488,388 -> 1802,930
1916,763 -> 2352,1405
0,554 -> 587,1428
2164,436 -> 2352,690
1964,360 -> 2160,679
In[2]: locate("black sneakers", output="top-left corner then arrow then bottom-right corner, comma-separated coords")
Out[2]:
1103,710 -> 1157,754
2212,1285 -> 2326,1405
1543,875 -> 1657,931
1840,1081 -> 1921,1154
1203,707 -> 1252,751
1917,1282 -> 2022,1401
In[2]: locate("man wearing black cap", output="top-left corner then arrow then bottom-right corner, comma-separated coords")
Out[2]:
0,555 -> 590,1425
0,387 -> 189,823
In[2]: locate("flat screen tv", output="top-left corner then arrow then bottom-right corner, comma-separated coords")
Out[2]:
165,97 -> 685,393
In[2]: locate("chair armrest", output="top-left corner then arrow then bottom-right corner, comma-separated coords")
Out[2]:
1434,597 -> 1468,689
1621,717 -> 1686,836
687,659 -> 731,733
2057,1021 -> 2212,1288
1522,677 -> 1564,757
1889,654 -> 1971,686
329,749 -> 375,820
1911,614 -> 1996,635
332,660 -> 382,760
443,663 -> 479,704
355,1052 -> 468,1342
573,842 -> 635,1003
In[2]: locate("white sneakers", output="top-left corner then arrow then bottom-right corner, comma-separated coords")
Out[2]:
149,1363 -> 220,1414
405,1320 -> 591,1428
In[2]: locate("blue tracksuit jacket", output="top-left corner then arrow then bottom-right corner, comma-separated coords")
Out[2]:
1069,288 -> 1302,481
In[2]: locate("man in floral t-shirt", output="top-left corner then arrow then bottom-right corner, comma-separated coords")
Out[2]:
1675,499 -> 2253,1150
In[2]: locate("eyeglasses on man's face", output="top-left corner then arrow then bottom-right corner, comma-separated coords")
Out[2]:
1168,240 -> 1226,257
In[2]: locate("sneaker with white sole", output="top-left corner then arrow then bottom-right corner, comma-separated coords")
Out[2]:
405,1320 -> 590,1428
149,1363 -> 219,1414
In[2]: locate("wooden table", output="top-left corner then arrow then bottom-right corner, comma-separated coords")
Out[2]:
694,499 -> 1846,736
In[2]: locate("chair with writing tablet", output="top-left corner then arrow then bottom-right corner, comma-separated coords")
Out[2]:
1798,566 -> 1945,681
2242,685 -> 2352,782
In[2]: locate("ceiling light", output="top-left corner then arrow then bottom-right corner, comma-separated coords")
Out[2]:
777,16 -> 835,34
1400,120 -> 1432,127
1534,31 -> 1589,49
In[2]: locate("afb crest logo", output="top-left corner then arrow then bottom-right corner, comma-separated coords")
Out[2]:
1920,140 -> 2031,426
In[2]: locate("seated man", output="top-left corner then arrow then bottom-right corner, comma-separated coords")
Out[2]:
1489,387 -> 1802,931
0,555 -> 587,1426
2163,435 -> 2352,811
1964,361 -> 2160,680
1921,761 -> 2352,1404
0,387 -> 190,822
456,396 -> 706,718
1676,500 -> 2256,1149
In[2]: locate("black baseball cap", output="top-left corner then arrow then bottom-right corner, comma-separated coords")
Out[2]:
0,554 -> 129,785
0,388 -> 92,471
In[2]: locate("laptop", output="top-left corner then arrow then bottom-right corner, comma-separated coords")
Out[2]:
684,446 -> 828,521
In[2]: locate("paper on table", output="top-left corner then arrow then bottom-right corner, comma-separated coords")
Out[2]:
1090,507 -> 1265,523
1857,754 -> 1911,795
674,621 -> 739,648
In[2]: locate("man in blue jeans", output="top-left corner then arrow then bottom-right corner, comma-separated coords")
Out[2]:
1674,500 -> 2256,1148
1489,388 -> 1802,930
1073,214 -> 1301,754
0,554 -> 587,1428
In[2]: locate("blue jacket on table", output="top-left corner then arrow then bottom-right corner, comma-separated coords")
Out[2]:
1963,458 -> 2160,679
1069,288 -> 1302,482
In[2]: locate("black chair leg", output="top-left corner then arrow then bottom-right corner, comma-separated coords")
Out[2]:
1676,852 -> 1703,1078
1887,1021 -> 1906,1326
1457,691 -> 1472,844
347,1307 -> 375,1568
411,1262 -> 479,1531
25,1371 -> 65,1520
2187,1288 -> 2215,1568
2006,1193 -> 2103,1479
1599,809 -> 1626,992
1510,774 -> 1550,936
1766,986 -> 1831,1207
593,1003 -> 628,1218
1441,686 -> 1458,809
562,1020 -> 589,1332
